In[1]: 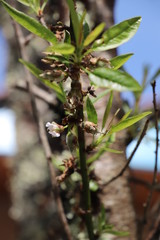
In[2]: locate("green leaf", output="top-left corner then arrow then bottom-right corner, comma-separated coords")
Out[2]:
66,0 -> 80,47
89,67 -> 142,92
84,22 -> 105,47
64,30 -> 71,44
110,53 -> 133,70
103,229 -> 129,237
19,59 -> 65,102
87,144 -> 121,165
83,19 -> 90,40
78,11 -> 86,45
150,68 -> 160,83
1,0 -> 57,44
17,0 -> 30,6
45,54 -> 71,65
46,43 -> 75,55
87,147 -> 105,164
41,0 -> 48,11
102,91 -> 113,130
86,97 -> 98,124
119,109 -> 132,122
34,0 -> 40,12
109,111 -> 152,134
41,0 -> 48,10
91,17 -> 141,52
103,148 -> 123,154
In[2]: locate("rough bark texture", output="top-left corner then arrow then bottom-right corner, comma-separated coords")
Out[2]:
82,1 -> 137,239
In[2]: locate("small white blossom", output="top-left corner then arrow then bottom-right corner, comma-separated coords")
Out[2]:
46,121 -> 64,137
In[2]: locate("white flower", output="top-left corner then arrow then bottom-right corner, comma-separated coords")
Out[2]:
46,121 -> 64,137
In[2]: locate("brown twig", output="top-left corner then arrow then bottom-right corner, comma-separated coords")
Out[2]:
12,82 -> 57,106
11,4 -> 72,240
129,176 -> 160,191
143,80 -> 159,224
103,119 -> 149,186
23,33 -> 35,46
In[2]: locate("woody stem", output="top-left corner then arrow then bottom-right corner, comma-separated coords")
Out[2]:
70,73 -> 94,240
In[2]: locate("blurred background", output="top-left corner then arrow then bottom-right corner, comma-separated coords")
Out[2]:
0,0 -> 160,239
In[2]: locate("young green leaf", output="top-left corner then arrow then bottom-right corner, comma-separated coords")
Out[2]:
86,97 -> 98,124
34,0 -> 41,13
1,0 -> 57,44
84,22 -> 105,47
66,0 -> 80,47
89,67 -> 142,92
83,19 -> 90,40
102,91 -> 113,130
78,10 -> 87,45
19,59 -> 65,102
64,30 -> 71,44
87,147 -> 106,164
119,109 -> 132,122
103,229 -> 129,237
109,111 -> 152,134
103,148 -> 123,154
41,0 -> 48,11
46,43 -> 75,55
110,53 -> 133,70
91,17 -> 141,52
17,0 -> 30,6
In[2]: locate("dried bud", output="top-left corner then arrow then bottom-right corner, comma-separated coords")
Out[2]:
83,121 -> 97,134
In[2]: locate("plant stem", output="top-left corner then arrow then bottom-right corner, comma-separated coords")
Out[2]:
70,73 -> 94,239
78,122 -> 95,240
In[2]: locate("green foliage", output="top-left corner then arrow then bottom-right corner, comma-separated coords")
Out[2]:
88,67 -> 142,92
87,145 -> 122,165
96,206 -> 129,237
66,0 -> 80,47
46,43 -> 75,55
17,0 -> 30,7
110,53 -> 133,70
1,0 -> 57,44
109,111 -> 152,134
102,91 -> 113,130
19,59 -> 66,102
84,22 -> 105,47
86,97 -> 98,124
18,0 -> 48,13
91,17 -> 141,52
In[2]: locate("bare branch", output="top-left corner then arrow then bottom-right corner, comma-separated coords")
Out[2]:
103,119 -> 149,186
12,82 -> 57,106
143,80 -> 159,224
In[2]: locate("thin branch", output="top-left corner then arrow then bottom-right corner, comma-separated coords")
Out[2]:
129,176 -> 160,192
103,119 -> 149,186
23,33 -> 35,46
11,4 -> 72,239
12,82 -> 57,106
143,80 -> 159,224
